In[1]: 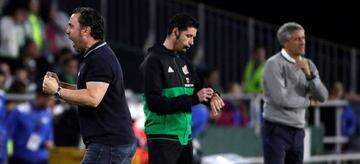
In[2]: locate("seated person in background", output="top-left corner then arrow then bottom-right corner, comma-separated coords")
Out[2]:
211,82 -> 249,127
226,82 -> 242,97
328,81 -> 356,137
227,82 -> 250,127
59,57 -> 78,84
203,67 -> 223,94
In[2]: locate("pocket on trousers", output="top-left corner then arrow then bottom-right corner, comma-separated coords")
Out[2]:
82,144 -> 104,163
112,144 -> 136,163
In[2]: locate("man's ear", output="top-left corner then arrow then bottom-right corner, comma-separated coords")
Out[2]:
173,27 -> 180,39
81,26 -> 91,36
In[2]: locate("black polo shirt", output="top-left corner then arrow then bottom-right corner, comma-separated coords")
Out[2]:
77,41 -> 135,145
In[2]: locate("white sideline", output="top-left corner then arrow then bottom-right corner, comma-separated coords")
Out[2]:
203,153 -> 360,164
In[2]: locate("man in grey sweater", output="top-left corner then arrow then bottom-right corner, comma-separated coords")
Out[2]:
261,22 -> 328,164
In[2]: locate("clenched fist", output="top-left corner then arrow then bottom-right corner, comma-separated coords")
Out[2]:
42,75 -> 59,95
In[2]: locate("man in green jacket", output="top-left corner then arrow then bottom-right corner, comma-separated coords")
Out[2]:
140,13 -> 224,164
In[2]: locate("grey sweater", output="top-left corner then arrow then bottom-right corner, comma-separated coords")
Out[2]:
262,52 -> 328,128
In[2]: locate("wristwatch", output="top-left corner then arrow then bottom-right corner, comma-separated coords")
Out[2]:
54,87 -> 62,98
306,72 -> 316,80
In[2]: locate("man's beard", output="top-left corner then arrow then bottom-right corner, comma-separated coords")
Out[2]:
175,42 -> 189,53
183,46 -> 190,52
178,45 -> 189,53
73,42 -> 86,54
74,46 -> 85,54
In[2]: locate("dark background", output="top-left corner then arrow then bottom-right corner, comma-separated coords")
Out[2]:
190,0 -> 359,49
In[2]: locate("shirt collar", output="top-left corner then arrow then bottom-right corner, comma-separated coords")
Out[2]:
280,48 -> 303,64
83,41 -> 107,58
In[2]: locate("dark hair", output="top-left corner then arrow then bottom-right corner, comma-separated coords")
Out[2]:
167,13 -> 199,35
2,0 -> 30,16
203,67 -> 218,79
253,46 -> 265,53
8,80 -> 26,94
72,7 -> 104,40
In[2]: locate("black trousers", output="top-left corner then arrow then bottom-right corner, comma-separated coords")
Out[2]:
261,120 -> 305,164
147,139 -> 192,164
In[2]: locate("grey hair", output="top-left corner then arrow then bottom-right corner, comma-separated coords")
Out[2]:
277,22 -> 304,45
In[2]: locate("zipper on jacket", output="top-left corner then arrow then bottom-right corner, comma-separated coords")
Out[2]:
173,55 -> 189,141
173,56 -> 185,87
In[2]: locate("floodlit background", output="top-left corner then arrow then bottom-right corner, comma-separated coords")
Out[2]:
0,0 -> 359,163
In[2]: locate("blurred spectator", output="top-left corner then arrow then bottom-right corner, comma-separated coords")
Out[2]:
59,56 -> 78,84
0,70 -> 7,163
25,0 -> 44,50
8,66 -> 35,94
0,70 -> 5,88
204,67 -> 223,94
6,88 -> 54,164
19,38 -> 53,85
40,0 -> 72,55
7,80 -> 26,94
227,82 -> 250,126
0,0 -> 29,68
226,82 -> 243,97
329,81 -> 345,100
53,48 -> 74,73
213,99 -> 241,127
326,81 -> 356,137
209,82 -> 245,127
342,87 -> 360,151
0,62 -> 12,90
0,67 -> 17,112
242,46 -> 265,94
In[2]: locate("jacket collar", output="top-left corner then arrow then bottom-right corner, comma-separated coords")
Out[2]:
280,48 -> 303,64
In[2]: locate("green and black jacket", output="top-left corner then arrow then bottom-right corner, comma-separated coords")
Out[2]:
140,44 -> 204,145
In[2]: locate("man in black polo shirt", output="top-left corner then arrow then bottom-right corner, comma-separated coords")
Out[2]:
42,7 -> 135,163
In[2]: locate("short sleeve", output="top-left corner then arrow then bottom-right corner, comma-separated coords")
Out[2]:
84,57 -> 113,84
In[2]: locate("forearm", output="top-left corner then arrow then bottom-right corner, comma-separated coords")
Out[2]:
60,82 -> 77,90
309,78 -> 329,102
307,62 -> 328,102
270,90 -> 310,108
59,88 -> 99,107
145,93 -> 198,114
